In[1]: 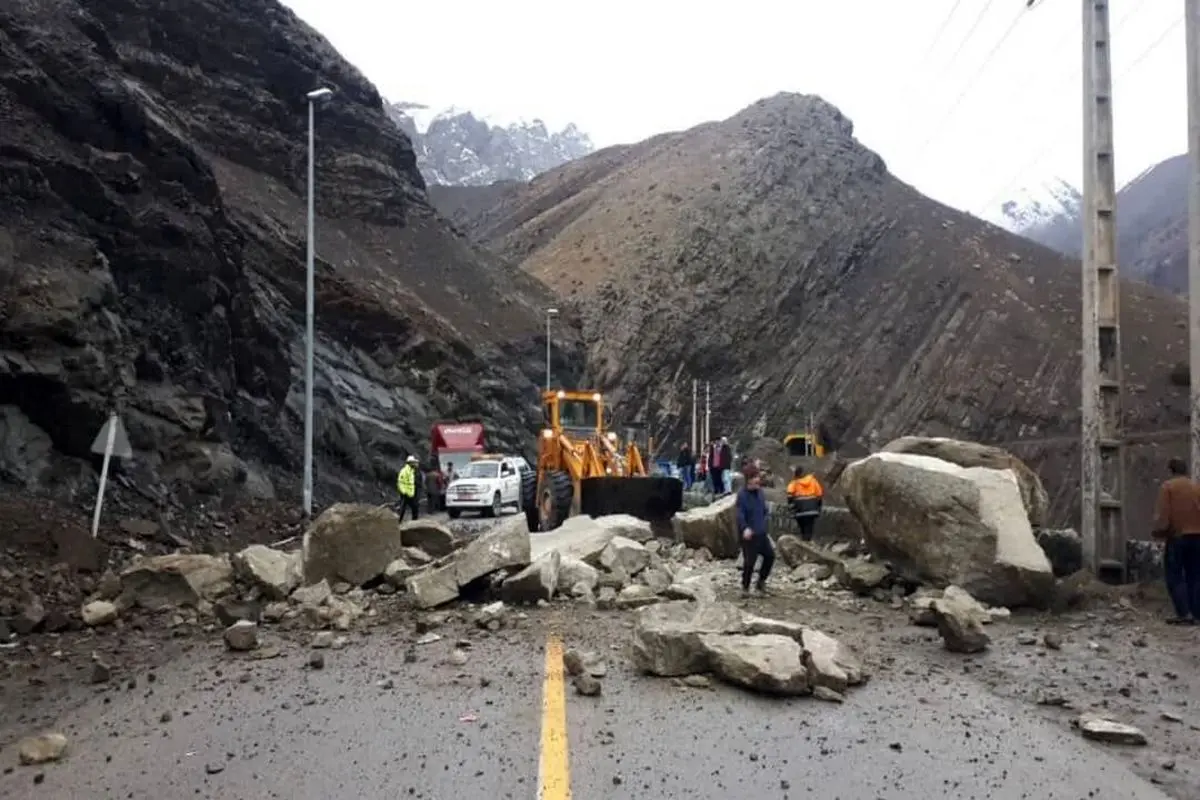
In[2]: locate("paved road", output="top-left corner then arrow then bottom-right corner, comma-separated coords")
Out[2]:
0,614 -> 1178,800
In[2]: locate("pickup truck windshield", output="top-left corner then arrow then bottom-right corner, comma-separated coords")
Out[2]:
458,462 -> 500,479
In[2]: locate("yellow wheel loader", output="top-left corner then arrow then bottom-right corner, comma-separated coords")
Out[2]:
522,389 -> 683,532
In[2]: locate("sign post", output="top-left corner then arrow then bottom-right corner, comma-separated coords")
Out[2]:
89,413 -> 132,538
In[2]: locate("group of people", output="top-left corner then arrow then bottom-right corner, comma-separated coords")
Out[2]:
1153,458 -> 1200,624
735,463 -> 825,596
675,437 -> 734,493
394,456 -> 457,522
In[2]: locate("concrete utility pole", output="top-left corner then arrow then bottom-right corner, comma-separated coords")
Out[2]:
691,379 -> 698,453
704,382 -> 711,445
545,308 -> 558,391
1187,0 -> 1200,475
303,86 -> 334,519
1079,1 -> 1125,578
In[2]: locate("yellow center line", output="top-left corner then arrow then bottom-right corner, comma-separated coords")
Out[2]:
538,634 -> 572,800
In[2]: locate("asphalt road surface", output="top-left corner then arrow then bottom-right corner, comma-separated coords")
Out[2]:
0,610 -> 1179,800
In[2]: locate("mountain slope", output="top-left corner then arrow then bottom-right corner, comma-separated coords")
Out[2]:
1014,155 -> 1189,293
997,177 -> 1081,242
0,0 -> 576,509
433,93 -> 1191,529
385,102 -> 593,187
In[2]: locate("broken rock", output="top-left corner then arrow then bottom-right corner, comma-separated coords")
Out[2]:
120,554 -> 234,610
700,633 -> 810,696
223,620 -> 259,651
631,601 -> 749,676
672,495 -> 739,559
530,515 -> 617,565
18,732 -> 68,765
501,551 -> 561,604
81,600 -> 118,627
834,559 -> 891,595
383,557 -> 422,587
1075,714 -> 1147,745
302,503 -> 406,586
932,591 -> 991,653
233,545 -> 301,600
556,557 -> 599,595
802,627 -> 867,692
292,579 -> 332,607
600,536 -> 651,576
616,584 -> 660,609
400,520 -> 457,558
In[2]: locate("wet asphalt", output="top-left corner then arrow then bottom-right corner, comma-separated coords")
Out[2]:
0,610 -> 1177,800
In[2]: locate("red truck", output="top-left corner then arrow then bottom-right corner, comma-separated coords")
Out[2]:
430,422 -> 485,480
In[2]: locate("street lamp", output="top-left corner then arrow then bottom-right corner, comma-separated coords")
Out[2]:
303,86 -> 334,518
545,308 -> 558,391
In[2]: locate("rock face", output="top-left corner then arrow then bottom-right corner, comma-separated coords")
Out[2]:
387,103 -> 594,187
431,92 -> 1189,531
302,504 -> 405,586
841,452 -> 1054,607
0,0 -> 573,513
880,437 -> 1049,527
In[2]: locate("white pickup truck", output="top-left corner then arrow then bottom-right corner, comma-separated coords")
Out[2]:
445,456 -> 532,518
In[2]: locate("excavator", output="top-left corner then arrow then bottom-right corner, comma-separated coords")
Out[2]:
522,389 -> 683,531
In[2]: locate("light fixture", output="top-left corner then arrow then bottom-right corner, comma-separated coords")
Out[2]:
306,87 -> 334,101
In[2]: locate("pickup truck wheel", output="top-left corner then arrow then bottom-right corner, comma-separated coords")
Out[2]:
483,491 -> 501,518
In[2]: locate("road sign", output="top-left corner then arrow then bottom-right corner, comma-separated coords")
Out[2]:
90,414 -> 132,460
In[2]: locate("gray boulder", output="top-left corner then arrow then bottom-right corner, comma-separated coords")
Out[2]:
406,518 -> 532,608
400,520 -> 458,558
556,557 -> 599,594
233,545 -> 301,599
302,503 -> 406,586
699,634 -> 810,696
599,536 -> 651,576
671,494 -> 738,558
501,551 -> 561,604
841,452 -> 1054,608
120,554 -> 234,610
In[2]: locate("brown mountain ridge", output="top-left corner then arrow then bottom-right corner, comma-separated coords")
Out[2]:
431,93 -> 1192,531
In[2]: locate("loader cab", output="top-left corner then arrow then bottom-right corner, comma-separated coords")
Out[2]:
544,389 -> 604,438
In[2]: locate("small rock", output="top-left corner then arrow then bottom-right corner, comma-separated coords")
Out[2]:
681,674 -> 711,689
1043,632 -> 1062,650
1075,714 -> 1147,745
17,733 -> 67,765
573,673 -> 602,696
416,632 -> 442,645
449,649 -> 469,666
90,660 -> 112,685
205,762 -> 224,775
307,652 -> 325,669
812,685 -> 845,703
311,631 -> 335,649
223,620 -> 259,652
81,600 -> 118,627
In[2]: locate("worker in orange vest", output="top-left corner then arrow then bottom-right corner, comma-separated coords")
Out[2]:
786,466 -> 824,541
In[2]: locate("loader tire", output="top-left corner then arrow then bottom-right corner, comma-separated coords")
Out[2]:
521,470 -> 539,532
537,470 -> 574,531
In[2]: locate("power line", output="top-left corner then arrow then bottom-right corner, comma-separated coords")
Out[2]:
919,1 -> 967,69
974,13 -> 1183,218
912,2 -> 1035,163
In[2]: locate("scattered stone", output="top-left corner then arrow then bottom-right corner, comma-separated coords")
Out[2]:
563,648 -> 606,677
615,584 -> 660,609
17,733 -> 67,766
681,674 -> 712,689
12,596 -> 46,635
214,598 -> 260,627
407,520 -> 532,608
791,562 -> 832,582
932,592 -> 990,654
573,673 -> 602,696
600,536 -> 651,576
662,579 -> 717,602
416,632 -> 442,645
595,586 -> 618,610
81,600 -> 118,627
802,627 -> 867,692
205,762 -> 224,775
474,601 -> 507,630
813,685 -> 845,703
449,648 -> 469,666
1043,632 -> 1062,650
1075,714 -> 1147,745
307,652 -> 325,669
311,631 -> 335,649
383,557 -> 421,587
232,545 -> 301,599
223,620 -> 259,652
835,559 -> 891,595
292,579 -> 332,607
90,660 -> 112,684
556,557 -> 600,595
637,567 -> 672,593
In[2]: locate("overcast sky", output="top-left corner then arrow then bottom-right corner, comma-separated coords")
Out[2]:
282,0 -> 1187,220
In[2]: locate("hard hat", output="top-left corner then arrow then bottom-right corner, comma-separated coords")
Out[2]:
405,455 -> 419,464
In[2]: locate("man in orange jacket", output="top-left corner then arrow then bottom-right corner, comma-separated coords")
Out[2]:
786,466 -> 824,542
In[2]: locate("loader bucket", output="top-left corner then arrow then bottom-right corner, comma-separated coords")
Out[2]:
579,476 -> 683,522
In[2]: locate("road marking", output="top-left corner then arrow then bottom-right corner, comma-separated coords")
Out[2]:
537,634 -> 571,800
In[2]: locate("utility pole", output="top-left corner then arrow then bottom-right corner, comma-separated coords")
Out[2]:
302,86 -> 334,519
1187,0 -> 1200,475
704,381 -> 711,445
691,379 -> 698,453
545,308 -> 558,391
1080,0 -> 1124,578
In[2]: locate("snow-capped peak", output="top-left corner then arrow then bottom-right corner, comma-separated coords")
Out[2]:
990,177 -> 1082,233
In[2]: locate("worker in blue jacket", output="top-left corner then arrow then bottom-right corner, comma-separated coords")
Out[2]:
735,464 -> 774,595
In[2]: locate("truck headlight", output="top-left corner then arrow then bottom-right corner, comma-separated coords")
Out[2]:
606,432 -> 618,441
592,392 -> 601,402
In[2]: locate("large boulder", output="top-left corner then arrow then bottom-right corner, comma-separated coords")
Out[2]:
501,551 -> 561,604
556,557 -> 599,594
400,520 -> 457,558
599,536 -> 651,576
841,452 -> 1054,608
881,436 -> 1049,528
406,518 -> 532,609
302,504 -> 405,586
120,554 -> 234,610
530,516 -> 617,565
631,601 -> 747,676
671,495 -> 739,558
232,545 -> 301,599
592,514 -> 655,543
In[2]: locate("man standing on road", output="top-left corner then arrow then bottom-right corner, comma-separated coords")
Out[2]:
425,459 -> 445,514
710,437 -> 732,496
786,466 -> 824,541
396,455 -> 420,523
676,443 -> 695,490
736,464 -> 774,596
1152,457 -> 1200,624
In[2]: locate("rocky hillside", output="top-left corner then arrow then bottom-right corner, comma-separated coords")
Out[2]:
432,93 -> 1192,528
385,102 -> 593,186
1013,154 -> 1189,294
0,0 -> 582,514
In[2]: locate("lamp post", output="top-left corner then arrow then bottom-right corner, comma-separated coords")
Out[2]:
545,308 -> 558,391
303,86 -> 334,518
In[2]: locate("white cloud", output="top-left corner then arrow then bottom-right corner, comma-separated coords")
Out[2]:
281,0 -> 1188,216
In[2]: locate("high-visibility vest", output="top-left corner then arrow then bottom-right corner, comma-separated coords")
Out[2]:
396,465 -> 416,497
